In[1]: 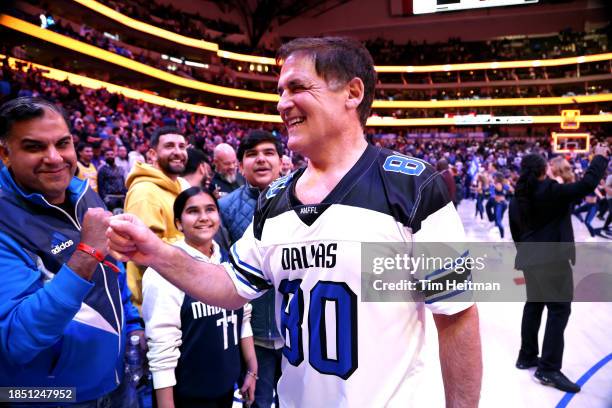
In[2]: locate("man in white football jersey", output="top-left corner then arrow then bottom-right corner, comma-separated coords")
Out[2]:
108,37 -> 482,407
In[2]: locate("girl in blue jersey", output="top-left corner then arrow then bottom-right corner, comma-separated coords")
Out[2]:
142,187 -> 257,408
489,172 -> 514,238
474,167 -> 490,220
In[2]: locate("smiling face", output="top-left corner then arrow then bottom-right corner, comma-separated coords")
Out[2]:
240,141 -> 281,190
276,54 -> 349,156
0,109 -> 76,204
152,133 -> 187,178
214,148 -> 238,181
177,191 -> 220,254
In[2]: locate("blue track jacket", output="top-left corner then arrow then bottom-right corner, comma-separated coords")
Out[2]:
0,167 -> 142,402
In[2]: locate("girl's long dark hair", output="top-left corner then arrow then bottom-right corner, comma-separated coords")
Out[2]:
515,153 -> 547,230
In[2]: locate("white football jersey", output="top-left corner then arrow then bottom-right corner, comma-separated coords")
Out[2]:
223,145 -> 472,407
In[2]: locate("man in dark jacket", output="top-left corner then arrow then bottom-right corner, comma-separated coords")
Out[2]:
211,143 -> 245,197
436,158 -> 456,205
0,96 -> 142,405
509,145 -> 609,393
97,148 -> 127,212
218,130 -> 282,408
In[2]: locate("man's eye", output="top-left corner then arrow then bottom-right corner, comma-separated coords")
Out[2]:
24,145 -> 43,151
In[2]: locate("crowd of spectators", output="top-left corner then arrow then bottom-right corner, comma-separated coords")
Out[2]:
0,58 -> 286,163
2,57 -> 608,163
96,0 -> 253,53
8,6 -> 280,94
369,129 -> 611,239
1,55 -> 610,242
82,0 -> 612,64
8,4 -> 610,103
365,27 -> 610,65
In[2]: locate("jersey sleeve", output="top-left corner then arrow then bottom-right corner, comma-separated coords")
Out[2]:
222,222 -> 272,300
411,175 -> 474,315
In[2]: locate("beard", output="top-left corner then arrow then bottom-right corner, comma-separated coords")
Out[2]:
221,172 -> 237,184
159,156 -> 186,175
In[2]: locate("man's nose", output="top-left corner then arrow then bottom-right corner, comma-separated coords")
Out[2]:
277,91 -> 293,115
45,146 -> 63,164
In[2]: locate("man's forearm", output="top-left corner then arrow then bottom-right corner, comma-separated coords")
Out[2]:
155,386 -> 175,408
240,336 -> 258,374
150,244 -> 246,310
434,305 -> 482,408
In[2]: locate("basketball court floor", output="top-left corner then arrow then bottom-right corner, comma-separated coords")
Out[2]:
416,200 -> 612,408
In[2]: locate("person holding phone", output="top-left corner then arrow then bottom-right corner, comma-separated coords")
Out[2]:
510,143 -> 609,393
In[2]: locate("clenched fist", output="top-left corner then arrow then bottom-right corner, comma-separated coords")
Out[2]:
80,208 -> 113,257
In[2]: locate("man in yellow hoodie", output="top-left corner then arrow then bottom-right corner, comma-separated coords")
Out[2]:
124,126 -> 189,311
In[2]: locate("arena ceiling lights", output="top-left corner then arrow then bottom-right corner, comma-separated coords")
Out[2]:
1,55 -> 282,123
4,55 -> 611,127
373,94 -> 612,108
71,0 -> 218,52
70,0 -> 277,65
69,0 -> 612,72
0,15 -> 277,103
4,14 -> 612,110
373,54 -> 612,73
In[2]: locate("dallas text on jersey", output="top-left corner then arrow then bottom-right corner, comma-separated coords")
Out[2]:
281,243 -> 338,271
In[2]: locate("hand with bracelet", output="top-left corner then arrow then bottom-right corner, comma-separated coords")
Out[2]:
239,333 -> 258,407
240,369 -> 257,406
67,208 -> 114,281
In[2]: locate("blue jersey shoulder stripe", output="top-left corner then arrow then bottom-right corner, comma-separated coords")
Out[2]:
231,267 -> 262,292
230,244 -> 265,278
228,256 -> 272,291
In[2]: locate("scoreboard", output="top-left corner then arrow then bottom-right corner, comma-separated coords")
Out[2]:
413,0 -> 538,15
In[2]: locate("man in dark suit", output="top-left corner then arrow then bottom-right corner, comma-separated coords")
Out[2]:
509,144 -> 609,393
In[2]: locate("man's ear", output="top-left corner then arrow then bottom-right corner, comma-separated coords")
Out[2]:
238,162 -> 245,176
0,142 -> 10,168
148,148 -> 157,164
345,77 -> 365,111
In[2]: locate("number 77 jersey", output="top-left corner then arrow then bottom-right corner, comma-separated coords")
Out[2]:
223,144 -> 473,407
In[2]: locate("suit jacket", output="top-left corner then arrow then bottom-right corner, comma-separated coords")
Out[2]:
509,155 -> 608,269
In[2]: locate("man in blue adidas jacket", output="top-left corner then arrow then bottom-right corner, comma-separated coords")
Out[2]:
0,96 -> 142,405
